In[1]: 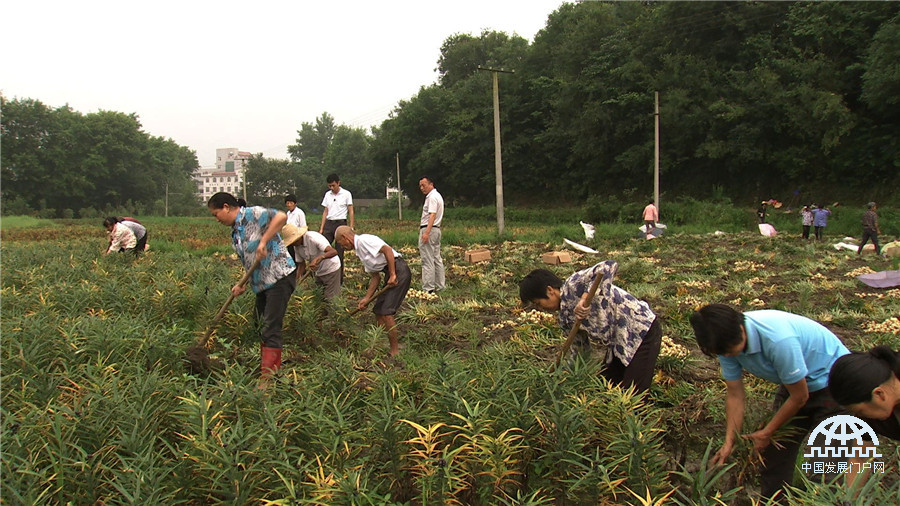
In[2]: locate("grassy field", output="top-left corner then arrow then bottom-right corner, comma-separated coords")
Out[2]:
2,212 -> 899,504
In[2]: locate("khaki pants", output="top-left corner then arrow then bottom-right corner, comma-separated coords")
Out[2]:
419,227 -> 445,292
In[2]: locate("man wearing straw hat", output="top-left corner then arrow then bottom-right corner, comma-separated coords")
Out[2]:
281,224 -> 341,302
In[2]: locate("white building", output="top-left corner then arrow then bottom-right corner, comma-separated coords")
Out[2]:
194,148 -> 251,201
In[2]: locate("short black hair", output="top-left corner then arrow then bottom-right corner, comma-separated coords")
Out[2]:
326,173 -> 340,184
690,304 -> 745,357
103,216 -> 119,228
285,194 -> 297,204
830,346 -> 900,406
420,176 -> 434,184
208,192 -> 238,210
519,269 -> 563,304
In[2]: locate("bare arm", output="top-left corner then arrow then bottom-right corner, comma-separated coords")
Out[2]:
421,212 -> 436,244
746,379 -> 809,453
319,207 -> 328,234
309,245 -> 338,271
846,440 -> 875,493
359,272 -> 381,309
381,245 -> 397,287
348,205 -> 355,230
711,379 -> 746,467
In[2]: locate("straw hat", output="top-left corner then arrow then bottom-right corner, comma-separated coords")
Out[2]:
281,224 -> 307,246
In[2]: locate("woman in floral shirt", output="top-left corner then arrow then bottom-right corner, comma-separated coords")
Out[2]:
103,216 -> 136,254
519,260 -> 662,392
208,192 -> 297,388
800,205 -> 813,240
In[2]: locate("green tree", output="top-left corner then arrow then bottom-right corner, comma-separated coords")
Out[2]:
325,125 -> 384,199
288,112 -> 336,163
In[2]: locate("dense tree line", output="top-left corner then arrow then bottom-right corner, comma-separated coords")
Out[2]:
245,112 -> 389,209
5,2 -> 898,217
370,1 -> 899,209
1,96 -> 199,217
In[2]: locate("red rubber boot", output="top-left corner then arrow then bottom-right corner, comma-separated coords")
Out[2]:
258,345 -> 282,390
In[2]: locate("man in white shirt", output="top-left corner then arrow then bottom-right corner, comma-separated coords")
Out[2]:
319,174 -> 354,283
334,225 -> 410,357
418,176 -> 445,293
284,194 -> 307,263
282,224 -> 341,301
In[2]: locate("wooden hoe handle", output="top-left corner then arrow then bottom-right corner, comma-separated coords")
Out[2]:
199,256 -> 263,346
348,284 -> 393,316
552,273 -> 604,372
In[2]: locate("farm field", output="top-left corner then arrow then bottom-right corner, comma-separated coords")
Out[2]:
2,215 -> 899,504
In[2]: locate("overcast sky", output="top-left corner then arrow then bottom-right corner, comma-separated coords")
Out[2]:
4,0 -> 565,167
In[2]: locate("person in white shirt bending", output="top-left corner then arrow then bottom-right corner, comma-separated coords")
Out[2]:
335,225 -> 411,357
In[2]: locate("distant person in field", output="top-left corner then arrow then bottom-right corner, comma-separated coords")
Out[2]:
518,260 -> 662,393
800,204 -> 813,240
319,174 -> 354,283
117,216 -> 148,254
757,201 -> 768,224
858,202 -> 882,256
284,194 -> 307,265
418,176 -> 445,294
334,225 -> 411,357
208,192 -> 297,389
642,199 -> 659,239
690,304 -> 850,502
103,216 -> 137,255
281,224 -> 341,303
812,204 -> 832,240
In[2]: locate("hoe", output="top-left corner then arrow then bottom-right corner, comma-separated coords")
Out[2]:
185,257 -> 261,373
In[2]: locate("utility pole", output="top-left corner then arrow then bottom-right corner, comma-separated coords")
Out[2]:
165,182 -> 169,217
477,65 -> 514,236
396,152 -> 402,220
654,91 -> 660,214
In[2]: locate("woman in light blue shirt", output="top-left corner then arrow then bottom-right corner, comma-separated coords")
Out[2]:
691,304 -> 849,502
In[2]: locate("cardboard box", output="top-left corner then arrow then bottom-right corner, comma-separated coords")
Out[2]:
465,248 -> 491,263
541,251 -> 572,265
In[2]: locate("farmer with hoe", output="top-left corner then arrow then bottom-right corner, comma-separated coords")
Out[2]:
690,304 -> 850,502
334,225 -> 411,357
518,260 -> 662,393
281,224 -> 341,303
208,192 -> 297,388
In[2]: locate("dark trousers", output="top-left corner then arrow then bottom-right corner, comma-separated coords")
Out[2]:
321,219 -> 347,282
760,386 -> 844,502
801,225 -> 810,240
858,230 -> 881,255
135,233 -> 147,256
814,226 -> 824,240
602,317 -> 662,394
254,271 -> 297,349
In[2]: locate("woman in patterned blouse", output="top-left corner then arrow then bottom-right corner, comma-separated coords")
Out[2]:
519,260 -> 662,393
